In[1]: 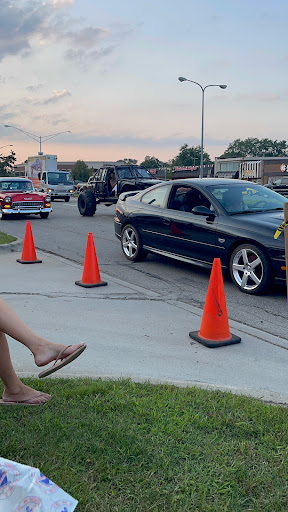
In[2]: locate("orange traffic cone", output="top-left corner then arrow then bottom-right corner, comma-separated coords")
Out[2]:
16,221 -> 42,264
189,258 -> 241,348
75,232 -> 107,288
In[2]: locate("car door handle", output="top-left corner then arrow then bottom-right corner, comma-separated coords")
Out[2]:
162,219 -> 171,225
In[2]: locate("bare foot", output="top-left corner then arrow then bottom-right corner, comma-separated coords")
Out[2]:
2,383 -> 51,405
34,342 -> 86,368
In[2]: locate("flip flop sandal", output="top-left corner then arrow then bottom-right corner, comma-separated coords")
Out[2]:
0,393 -> 51,406
38,344 -> 86,378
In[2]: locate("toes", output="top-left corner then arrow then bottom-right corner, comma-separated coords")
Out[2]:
26,393 -> 51,404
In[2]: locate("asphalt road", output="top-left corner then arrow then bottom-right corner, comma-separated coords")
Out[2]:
2,197 -> 288,340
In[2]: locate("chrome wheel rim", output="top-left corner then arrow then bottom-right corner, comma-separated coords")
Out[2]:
232,248 -> 263,291
122,227 -> 138,258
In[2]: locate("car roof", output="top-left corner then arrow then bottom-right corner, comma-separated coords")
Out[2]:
0,177 -> 31,181
166,178 -> 259,187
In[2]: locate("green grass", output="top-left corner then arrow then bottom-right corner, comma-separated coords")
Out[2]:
0,231 -> 17,244
1,378 -> 288,511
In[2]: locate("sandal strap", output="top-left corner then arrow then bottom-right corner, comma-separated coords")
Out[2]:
53,345 -> 72,367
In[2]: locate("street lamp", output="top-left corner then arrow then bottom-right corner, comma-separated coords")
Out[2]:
4,125 -> 71,155
0,144 -> 13,150
178,77 -> 227,178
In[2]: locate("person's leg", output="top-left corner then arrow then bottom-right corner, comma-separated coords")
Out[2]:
0,331 -> 51,404
0,297 -> 85,368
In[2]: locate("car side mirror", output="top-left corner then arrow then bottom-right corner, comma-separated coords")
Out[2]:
192,205 -> 215,217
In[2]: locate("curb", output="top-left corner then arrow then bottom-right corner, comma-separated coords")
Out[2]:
0,238 -> 22,253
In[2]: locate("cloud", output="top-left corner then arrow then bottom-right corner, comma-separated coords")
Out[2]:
51,0 -> 74,6
0,1 -> 52,61
70,132 -> 229,149
235,93 -> 284,103
42,89 -> 71,104
66,26 -> 110,48
64,45 -> 115,64
0,1 -> 134,68
26,84 -> 44,92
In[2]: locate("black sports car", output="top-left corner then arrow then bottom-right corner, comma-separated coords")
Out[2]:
114,178 -> 288,294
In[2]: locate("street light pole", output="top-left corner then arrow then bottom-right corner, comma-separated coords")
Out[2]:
4,125 -> 71,155
0,144 -> 13,150
178,77 -> 227,178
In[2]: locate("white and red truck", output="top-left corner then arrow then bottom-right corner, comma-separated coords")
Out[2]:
25,154 -> 74,201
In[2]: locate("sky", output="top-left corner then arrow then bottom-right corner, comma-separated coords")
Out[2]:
0,0 -> 288,165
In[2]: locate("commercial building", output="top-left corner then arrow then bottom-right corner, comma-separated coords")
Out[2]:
214,156 -> 288,184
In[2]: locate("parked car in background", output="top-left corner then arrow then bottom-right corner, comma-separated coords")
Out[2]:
264,177 -> 288,197
78,164 -> 163,216
0,177 -> 52,220
114,178 -> 287,295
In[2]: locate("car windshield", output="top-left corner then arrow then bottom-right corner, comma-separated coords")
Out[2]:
0,180 -> 34,192
131,167 -> 153,178
274,178 -> 288,185
47,172 -> 73,185
207,183 -> 288,214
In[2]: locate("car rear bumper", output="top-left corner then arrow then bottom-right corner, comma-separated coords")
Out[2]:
51,193 -> 72,197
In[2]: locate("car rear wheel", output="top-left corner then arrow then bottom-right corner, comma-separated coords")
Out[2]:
121,224 -> 147,261
229,244 -> 271,294
78,190 -> 96,216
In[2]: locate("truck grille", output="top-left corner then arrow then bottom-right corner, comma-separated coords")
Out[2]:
12,201 -> 43,210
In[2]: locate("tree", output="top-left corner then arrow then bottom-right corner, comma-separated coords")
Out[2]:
140,155 -> 166,168
0,150 -> 16,176
117,158 -> 138,165
72,160 -> 91,182
171,144 -> 212,167
220,138 -> 288,158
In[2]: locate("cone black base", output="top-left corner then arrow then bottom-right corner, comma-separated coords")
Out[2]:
75,280 -> 107,288
16,259 -> 42,264
189,330 -> 241,348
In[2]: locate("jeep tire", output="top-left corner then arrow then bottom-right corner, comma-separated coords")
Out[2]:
78,190 -> 97,216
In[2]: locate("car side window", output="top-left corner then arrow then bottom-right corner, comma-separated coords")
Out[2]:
117,167 -> 133,179
168,185 -> 211,212
141,185 -> 170,207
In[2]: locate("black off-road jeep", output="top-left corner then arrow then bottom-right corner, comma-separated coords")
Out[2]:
78,164 -> 163,216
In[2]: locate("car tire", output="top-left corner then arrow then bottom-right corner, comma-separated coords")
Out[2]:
121,224 -> 148,261
229,243 -> 272,294
0,210 -> 8,220
40,212 -> 49,219
64,197 -> 70,202
78,190 -> 97,216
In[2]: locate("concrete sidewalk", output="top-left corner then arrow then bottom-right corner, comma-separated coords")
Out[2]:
1,244 -> 288,405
